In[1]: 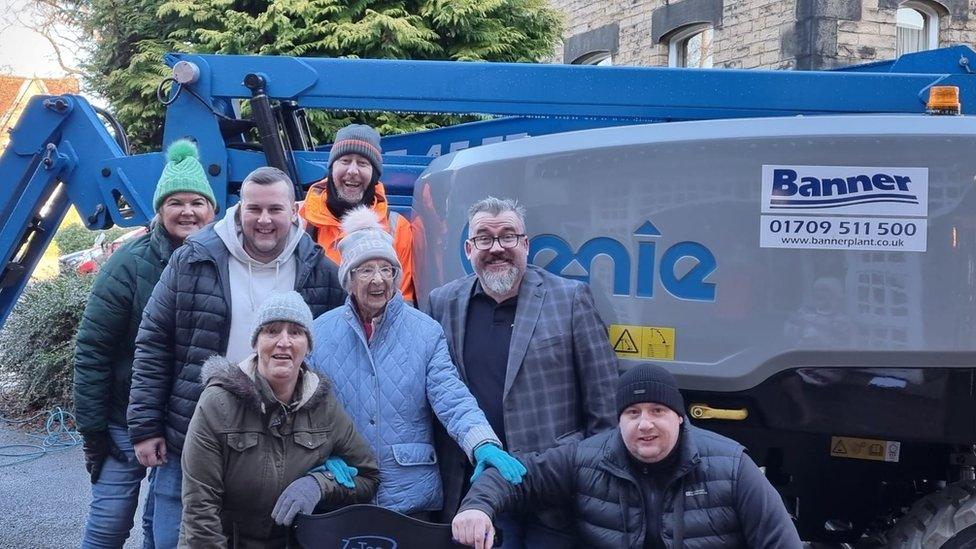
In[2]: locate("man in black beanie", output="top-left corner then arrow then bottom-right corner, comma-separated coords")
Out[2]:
451,362 -> 802,549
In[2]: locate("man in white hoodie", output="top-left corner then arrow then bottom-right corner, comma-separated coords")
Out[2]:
128,166 -> 346,548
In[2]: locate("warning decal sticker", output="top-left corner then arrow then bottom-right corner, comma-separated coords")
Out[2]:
829,436 -> 901,463
609,324 -> 675,361
613,329 -> 639,354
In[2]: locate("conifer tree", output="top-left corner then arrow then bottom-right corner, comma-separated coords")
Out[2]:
74,0 -> 562,151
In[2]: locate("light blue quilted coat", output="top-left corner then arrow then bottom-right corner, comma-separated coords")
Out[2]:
308,294 -> 500,514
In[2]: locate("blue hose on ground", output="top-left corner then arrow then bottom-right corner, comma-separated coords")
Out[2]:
0,406 -> 81,467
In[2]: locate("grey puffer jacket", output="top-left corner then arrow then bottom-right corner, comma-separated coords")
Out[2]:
179,356 -> 379,548
128,222 -> 345,453
460,425 -> 802,549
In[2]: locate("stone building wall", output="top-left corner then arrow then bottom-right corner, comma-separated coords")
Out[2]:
550,0 -> 975,70
719,0 -> 796,69
838,0 -> 973,67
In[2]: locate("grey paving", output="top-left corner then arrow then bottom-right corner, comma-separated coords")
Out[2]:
0,426 -> 149,548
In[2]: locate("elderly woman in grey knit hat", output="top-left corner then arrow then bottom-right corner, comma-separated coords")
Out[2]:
179,291 -> 379,548
308,207 -> 526,520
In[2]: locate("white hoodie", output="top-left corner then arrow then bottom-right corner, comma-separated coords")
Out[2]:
215,203 -> 304,363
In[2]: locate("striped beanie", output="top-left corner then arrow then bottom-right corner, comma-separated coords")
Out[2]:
328,124 -> 383,176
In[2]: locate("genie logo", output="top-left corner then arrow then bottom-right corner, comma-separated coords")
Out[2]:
761,165 -> 928,217
460,219 -> 717,301
341,536 -> 397,549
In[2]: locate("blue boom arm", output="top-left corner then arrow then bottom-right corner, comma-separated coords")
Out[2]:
0,45 -> 975,326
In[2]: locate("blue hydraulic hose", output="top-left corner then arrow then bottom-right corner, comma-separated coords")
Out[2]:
0,406 -> 81,467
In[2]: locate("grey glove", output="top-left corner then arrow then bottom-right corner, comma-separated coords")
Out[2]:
271,475 -> 321,526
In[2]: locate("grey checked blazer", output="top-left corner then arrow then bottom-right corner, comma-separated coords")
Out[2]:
426,264 -> 618,518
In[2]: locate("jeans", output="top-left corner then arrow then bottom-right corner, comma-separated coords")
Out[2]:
494,513 -> 577,549
81,424 -> 155,549
151,454 -> 183,549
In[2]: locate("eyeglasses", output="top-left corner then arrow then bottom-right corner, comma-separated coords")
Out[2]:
468,234 -> 526,250
351,265 -> 398,280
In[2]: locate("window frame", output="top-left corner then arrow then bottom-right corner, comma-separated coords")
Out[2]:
572,51 -> 613,66
667,23 -> 714,68
896,1 -> 940,55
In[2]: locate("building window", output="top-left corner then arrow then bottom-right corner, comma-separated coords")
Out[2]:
572,51 -> 613,66
668,24 -> 714,68
896,2 -> 939,56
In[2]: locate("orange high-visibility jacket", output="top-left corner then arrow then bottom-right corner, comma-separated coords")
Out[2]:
299,180 -> 415,303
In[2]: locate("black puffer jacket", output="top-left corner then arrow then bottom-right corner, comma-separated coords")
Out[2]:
74,223 -> 172,434
460,425 -> 802,549
127,224 -> 345,453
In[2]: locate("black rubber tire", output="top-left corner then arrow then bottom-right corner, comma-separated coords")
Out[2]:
941,524 -> 976,549
885,481 -> 976,549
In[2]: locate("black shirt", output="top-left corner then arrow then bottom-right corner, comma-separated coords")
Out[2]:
462,282 -> 517,447
628,437 -> 681,549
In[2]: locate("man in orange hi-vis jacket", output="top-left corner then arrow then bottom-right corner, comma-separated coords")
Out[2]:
299,123 -> 415,303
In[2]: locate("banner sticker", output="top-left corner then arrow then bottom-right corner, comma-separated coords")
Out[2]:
609,324 -> 675,360
760,165 -> 928,252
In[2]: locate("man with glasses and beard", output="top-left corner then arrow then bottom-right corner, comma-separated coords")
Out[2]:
426,197 -> 618,548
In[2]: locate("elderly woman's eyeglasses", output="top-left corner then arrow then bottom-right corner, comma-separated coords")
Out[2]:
352,265 -> 398,280
468,234 -> 525,250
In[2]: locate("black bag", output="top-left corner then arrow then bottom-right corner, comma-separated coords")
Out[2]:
292,504 -> 462,548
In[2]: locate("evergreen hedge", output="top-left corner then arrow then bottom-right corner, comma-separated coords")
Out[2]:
0,272 -> 94,412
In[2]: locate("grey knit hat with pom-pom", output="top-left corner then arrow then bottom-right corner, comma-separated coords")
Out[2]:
152,139 -> 217,211
337,206 -> 401,291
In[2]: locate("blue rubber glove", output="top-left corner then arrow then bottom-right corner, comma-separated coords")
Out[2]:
471,443 -> 526,485
309,456 -> 358,489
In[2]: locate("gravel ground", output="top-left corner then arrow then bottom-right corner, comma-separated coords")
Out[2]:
0,425 -> 149,548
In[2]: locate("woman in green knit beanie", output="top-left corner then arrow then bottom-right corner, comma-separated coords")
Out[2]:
151,139 -> 218,246
74,138 -> 216,548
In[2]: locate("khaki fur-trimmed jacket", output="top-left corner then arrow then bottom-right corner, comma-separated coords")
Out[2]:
179,356 -> 378,548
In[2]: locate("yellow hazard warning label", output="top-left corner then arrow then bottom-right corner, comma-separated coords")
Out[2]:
829,436 -> 900,463
609,324 -> 676,361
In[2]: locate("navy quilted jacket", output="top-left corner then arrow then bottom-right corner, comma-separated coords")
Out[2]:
127,225 -> 345,454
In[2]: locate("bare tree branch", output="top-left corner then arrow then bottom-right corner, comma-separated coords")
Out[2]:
37,30 -> 86,76
6,0 -> 88,76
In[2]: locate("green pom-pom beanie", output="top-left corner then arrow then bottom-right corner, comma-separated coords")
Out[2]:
152,139 -> 217,211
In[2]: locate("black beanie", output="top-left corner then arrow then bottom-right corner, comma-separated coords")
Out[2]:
617,363 -> 686,417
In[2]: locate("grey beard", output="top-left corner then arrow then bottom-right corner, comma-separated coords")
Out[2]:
480,265 -> 520,295
337,188 -> 365,204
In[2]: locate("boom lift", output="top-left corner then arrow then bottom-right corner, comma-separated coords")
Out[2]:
2,45 -> 976,545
